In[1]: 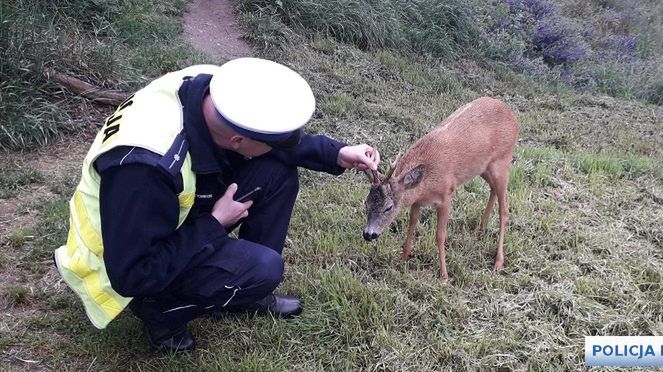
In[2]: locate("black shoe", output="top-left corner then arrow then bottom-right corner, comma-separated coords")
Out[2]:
218,294 -> 303,318
142,323 -> 195,352
129,299 -> 196,352
254,294 -> 303,318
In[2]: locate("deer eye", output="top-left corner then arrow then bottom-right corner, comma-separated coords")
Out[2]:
384,205 -> 393,212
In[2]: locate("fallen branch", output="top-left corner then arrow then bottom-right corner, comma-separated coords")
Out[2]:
41,67 -> 129,106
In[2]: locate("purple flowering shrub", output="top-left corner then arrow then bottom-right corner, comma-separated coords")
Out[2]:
478,0 -> 661,104
499,0 -> 587,67
506,0 -> 555,21
530,19 -> 586,65
597,34 -> 639,62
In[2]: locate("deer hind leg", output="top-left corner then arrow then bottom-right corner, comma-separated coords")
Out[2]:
436,200 -> 452,282
489,159 -> 511,272
401,204 -> 422,261
475,172 -> 497,234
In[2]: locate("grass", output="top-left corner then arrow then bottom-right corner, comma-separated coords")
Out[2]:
1,0 -> 662,370
0,166 -> 44,199
5,229 -> 33,250
5,286 -> 30,307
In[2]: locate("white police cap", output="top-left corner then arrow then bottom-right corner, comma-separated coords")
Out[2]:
209,58 -> 315,148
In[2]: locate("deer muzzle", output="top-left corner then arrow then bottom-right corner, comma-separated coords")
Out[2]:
362,229 -> 380,241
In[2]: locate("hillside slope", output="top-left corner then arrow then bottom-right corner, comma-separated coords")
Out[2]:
0,0 -> 661,370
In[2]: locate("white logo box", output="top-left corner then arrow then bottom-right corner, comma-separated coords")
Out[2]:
585,336 -> 663,366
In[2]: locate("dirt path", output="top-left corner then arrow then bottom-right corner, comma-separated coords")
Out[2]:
182,0 -> 253,61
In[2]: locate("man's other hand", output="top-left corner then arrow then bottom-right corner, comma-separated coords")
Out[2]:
212,183 -> 253,227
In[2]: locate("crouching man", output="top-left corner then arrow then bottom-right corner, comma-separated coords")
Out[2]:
54,58 -> 379,352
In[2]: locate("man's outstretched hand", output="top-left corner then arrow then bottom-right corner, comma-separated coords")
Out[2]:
337,144 -> 380,171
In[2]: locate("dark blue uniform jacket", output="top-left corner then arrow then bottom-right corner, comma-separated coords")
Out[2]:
95,74 -> 346,298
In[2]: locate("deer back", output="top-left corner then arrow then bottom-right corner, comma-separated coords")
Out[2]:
389,97 -> 519,206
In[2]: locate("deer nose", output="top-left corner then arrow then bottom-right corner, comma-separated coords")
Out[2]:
363,231 -> 379,241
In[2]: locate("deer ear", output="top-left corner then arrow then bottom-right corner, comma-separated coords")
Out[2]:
400,165 -> 424,189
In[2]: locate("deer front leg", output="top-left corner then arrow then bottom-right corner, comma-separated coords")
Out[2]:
436,200 -> 452,282
400,204 -> 421,261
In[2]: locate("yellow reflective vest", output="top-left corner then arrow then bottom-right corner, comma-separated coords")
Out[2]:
54,65 -> 220,329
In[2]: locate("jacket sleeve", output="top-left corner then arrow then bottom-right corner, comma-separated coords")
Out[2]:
98,162 -> 227,298
267,134 -> 347,175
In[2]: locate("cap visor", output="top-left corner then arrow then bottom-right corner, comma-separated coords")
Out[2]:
264,129 -> 302,150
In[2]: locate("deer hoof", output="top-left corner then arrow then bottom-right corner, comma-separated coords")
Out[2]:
493,261 -> 504,272
439,275 -> 454,284
400,252 -> 412,261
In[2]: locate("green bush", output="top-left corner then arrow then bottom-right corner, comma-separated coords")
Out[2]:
236,0 -> 479,59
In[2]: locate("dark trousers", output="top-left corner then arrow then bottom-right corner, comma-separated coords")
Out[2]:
131,156 -> 299,327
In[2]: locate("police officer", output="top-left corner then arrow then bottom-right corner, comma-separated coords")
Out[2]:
54,58 -> 379,352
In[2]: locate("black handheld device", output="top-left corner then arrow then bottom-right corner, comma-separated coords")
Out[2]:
235,187 -> 262,202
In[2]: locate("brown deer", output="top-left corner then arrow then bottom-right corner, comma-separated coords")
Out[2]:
363,97 -> 519,281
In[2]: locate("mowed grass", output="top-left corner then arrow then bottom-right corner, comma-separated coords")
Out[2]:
2,9 -> 663,372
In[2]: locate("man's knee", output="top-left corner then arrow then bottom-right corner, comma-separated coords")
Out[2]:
251,247 -> 284,293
